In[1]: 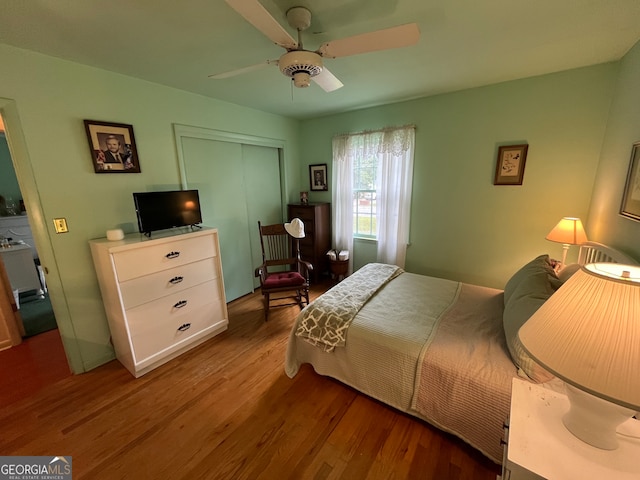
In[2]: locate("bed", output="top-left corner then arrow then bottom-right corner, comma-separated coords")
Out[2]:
284,242 -> 638,463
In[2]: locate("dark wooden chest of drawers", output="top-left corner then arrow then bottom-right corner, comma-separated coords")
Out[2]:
287,203 -> 331,280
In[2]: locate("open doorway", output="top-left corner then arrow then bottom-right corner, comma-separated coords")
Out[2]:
0,114 -> 71,406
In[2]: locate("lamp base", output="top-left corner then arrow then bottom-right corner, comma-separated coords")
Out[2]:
559,243 -> 570,270
562,384 -> 634,450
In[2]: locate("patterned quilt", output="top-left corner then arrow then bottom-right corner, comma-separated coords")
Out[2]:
295,263 -> 403,351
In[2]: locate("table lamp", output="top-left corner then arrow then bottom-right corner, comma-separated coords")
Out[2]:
545,217 -> 588,269
519,262 -> 640,449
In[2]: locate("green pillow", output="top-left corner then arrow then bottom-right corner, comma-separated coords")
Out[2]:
504,254 -> 561,305
503,255 -> 562,382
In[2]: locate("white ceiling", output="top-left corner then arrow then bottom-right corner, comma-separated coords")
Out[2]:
1,0 -> 639,120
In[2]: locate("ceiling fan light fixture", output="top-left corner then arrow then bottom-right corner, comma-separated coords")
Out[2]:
279,50 -> 323,88
292,71 -> 311,88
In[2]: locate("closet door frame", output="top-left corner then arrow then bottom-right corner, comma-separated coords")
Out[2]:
173,124 -> 287,218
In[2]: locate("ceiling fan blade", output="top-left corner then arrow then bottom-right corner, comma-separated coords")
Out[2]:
225,0 -> 297,49
318,23 -> 420,59
209,60 -> 277,79
313,67 -> 344,92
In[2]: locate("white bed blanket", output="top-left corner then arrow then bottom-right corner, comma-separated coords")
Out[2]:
286,272 -> 461,413
285,271 -> 518,464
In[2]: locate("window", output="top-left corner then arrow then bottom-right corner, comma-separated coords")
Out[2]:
332,126 -> 415,268
353,155 -> 377,238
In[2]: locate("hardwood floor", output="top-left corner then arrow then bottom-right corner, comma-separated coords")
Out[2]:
0,280 -> 500,479
0,328 -> 71,406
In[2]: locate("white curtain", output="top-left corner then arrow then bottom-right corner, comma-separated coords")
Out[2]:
331,135 -> 355,273
332,126 -> 415,270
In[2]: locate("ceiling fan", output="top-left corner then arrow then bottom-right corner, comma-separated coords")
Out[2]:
210,0 -> 420,92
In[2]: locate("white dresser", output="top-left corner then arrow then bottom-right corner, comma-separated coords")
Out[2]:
90,228 -> 228,377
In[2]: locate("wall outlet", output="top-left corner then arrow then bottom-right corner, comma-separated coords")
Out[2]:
53,218 -> 69,233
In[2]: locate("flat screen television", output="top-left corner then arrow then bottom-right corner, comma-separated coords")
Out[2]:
133,189 -> 202,236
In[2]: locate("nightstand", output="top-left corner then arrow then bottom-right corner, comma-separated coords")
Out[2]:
329,259 -> 348,282
501,378 -> 640,479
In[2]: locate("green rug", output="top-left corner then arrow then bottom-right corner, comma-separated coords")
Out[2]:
19,293 -> 57,337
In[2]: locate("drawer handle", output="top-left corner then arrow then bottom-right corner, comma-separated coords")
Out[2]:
165,251 -> 181,259
169,276 -> 184,284
173,300 -> 188,309
177,323 -> 191,332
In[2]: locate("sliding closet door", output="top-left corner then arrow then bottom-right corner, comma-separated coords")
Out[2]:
242,144 -> 282,289
180,136 -> 283,301
182,137 -> 253,301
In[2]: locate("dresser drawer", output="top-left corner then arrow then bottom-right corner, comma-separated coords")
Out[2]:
113,235 -> 216,281
130,299 -> 225,363
119,258 -> 217,309
299,219 -> 314,235
288,207 -> 315,221
125,280 -> 221,331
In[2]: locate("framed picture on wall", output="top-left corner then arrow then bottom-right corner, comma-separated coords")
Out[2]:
309,163 -> 328,191
620,141 -> 640,221
84,120 -> 141,173
494,144 -> 529,185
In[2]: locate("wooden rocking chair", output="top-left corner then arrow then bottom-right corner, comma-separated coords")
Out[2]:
255,221 -> 312,320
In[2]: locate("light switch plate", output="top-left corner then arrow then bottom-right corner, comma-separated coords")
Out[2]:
53,218 -> 69,233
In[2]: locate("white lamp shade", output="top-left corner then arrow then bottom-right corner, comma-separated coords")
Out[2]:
545,217 -> 588,245
519,263 -> 640,410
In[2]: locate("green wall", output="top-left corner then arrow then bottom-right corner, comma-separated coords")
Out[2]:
300,64 -> 619,288
588,40 -> 640,259
0,44 -> 301,373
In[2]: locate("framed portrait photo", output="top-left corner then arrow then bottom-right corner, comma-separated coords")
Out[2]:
494,144 -> 529,185
620,141 -> 640,222
309,163 -> 328,191
84,120 -> 141,173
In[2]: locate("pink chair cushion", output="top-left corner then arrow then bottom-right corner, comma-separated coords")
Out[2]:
263,271 -> 305,288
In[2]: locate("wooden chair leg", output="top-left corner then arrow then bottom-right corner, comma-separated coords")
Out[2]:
295,290 -> 302,308
264,293 -> 270,321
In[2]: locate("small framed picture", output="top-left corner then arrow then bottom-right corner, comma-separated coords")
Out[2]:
84,120 -> 141,173
620,141 -> 640,222
309,163 -> 328,191
494,144 -> 529,185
